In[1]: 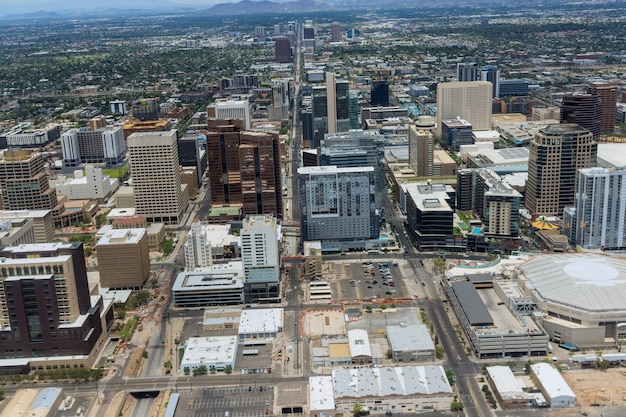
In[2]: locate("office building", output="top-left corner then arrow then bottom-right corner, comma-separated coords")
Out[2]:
206,120 -> 282,220
563,167 -> 626,250
408,126 -> 434,177
127,131 -> 189,225
0,242 -> 113,373
96,228 -> 150,289
269,79 -> 290,121
441,118 -> 473,150
457,168 -> 522,237
457,62 -> 478,82
172,262 -> 244,307
0,150 -> 67,228
436,81 -> 492,133
587,82 -> 617,133
480,65 -> 500,98
330,22 -> 341,42
370,81 -> 389,107
361,106 -> 408,122
532,107 -> 560,121
560,93 -> 601,139
320,130 -> 381,169
109,100 -> 127,115
298,166 -> 380,251
526,124 -> 597,216
405,183 -> 456,250
241,215 -> 282,303
178,134 -> 208,185
0,210 -> 54,243
310,73 -> 355,148
274,36 -> 291,63
208,99 -> 251,131
498,79 -> 529,97
132,98 -> 159,121
122,119 -> 172,139
0,217 -> 35,246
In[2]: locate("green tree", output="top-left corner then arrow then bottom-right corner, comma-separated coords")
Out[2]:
115,309 -> 126,320
365,305 -> 372,313
435,346 -> 445,359
136,290 -> 150,304
0,389 -> 5,400
163,360 -> 172,371
141,350 -> 149,359
446,369 -> 455,385
183,367 -> 190,375
224,364 -> 232,374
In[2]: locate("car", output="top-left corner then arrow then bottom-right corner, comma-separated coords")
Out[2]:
266,400 -> 269,406
367,285 -> 373,289
421,282 -> 426,286
385,291 -> 394,295
382,281 -> 388,285
462,253 -> 470,258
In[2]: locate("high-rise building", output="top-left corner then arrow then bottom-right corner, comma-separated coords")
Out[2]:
320,130 -> 381,168
0,150 -> 58,213
456,63 -> 478,82
561,93 -> 601,139
480,65 -> 500,98
436,81 -> 492,133
96,228 -> 151,289
109,100 -> 127,115
208,99 -> 251,131
498,79 -> 529,97
526,124 -> 597,216
409,126 -> 434,177
298,166 -> 379,246
0,242 -> 113,372
303,25 -> 315,40
587,82 -> 617,133
61,125 -> 126,167
456,168 -> 522,237
178,134 -> 208,185
206,120 -> 282,219
132,98 -> 159,121
441,118 -> 473,150
405,183 -> 456,251
371,81 -> 389,107
241,214 -> 281,303
563,167 -> 626,250
330,22 -> 341,42
127,131 -> 189,225
274,36 -> 291,63
310,73 -> 354,147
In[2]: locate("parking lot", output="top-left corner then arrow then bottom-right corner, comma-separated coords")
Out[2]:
178,386 -> 274,417
336,260 -> 409,302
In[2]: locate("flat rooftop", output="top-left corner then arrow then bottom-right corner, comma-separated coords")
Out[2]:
179,336 -> 238,368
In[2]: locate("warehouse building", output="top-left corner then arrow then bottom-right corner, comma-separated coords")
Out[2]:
386,325 -> 435,363
530,363 -> 575,408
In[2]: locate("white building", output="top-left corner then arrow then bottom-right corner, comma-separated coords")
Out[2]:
485,366 -> 531,409
172,262 -> 245,307
347,329 -> 371,364
184,221 -> 240,270
387,324 -> 436,362
53,165 -> 119,202
331,365 -> 453,415
179,336 -> 238,373
309,376 -> 336,417
238,308 -> 283,341
530,363 -> 575,408
210,99 -> 251,130
241,215 -> 282,302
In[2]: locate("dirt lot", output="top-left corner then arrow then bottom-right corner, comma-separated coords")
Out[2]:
562,368 -> 626,407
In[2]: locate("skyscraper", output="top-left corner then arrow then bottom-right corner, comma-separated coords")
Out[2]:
457,63 -> 478,82
127,130 -> 188,225
208,99 -> 251,130
371,81 -> 389,107
436,81 -> 492,133
298,165 -> 379,246
330,22 -> 341,42
560,93 -> 601,140
564,167 -> 626,250
587,82 -> 617,133
409,126 -> 434,177
0,242 -> 112,370
206,120 -> 282,219
274,36 -> 291,63
480,65 -> 500,98
526,124 -> 597,216
311,73 -> 354,147
241,214 -> 281,303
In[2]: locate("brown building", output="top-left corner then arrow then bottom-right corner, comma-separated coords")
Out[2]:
274,36 -> 291,63
587,82 -> 617,133
122,119 -> 172,139
0,242 -> 113,373
526,124 -> 597,217
180,166 -> 199,199
206,119 -> 282,220
560,93 -> 601,139
96,228 -> 151,289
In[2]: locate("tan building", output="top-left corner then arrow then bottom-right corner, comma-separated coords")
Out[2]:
526,124 -> 597,216
96,228 -> 150,289
436,81 -> 492,133
433,150 -> 457,176
303,241 -> 322,281
0,210 -> 54,243
0,217 -> 36,246
408,126 -> 433,177
122,119 -> 171,139
127,131 -> 189,225
115,186 -> 135,208
180,166 -> 198,199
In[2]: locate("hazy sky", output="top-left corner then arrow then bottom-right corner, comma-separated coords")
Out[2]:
0,0 -> 266,15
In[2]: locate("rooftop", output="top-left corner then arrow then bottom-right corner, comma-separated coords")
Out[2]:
387,324 -> 435,352
309,376 -> 336,411
238,308 -> 283,336
179,336 -> 238,368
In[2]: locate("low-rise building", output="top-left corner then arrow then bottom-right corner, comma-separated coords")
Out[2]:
485,365 -> 531,409
387,325 -> 436,363
0,210 -> 54,243
238,308 -> 283,341
530,363 -> 576,408
52,165 -> 119,202
172,262 -> 245,307
179,336 -> 238,374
